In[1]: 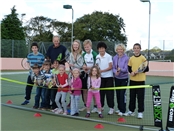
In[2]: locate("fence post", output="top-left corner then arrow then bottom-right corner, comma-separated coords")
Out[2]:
12,39 -> 14,58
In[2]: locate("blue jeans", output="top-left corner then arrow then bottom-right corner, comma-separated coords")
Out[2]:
34,87 -> 46,108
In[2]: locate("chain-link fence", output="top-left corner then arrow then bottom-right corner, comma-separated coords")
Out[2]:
1,39 -> 173,58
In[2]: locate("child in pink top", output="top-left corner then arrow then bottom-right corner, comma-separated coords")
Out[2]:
70,68 -> 82,116
85,66 -> 103,118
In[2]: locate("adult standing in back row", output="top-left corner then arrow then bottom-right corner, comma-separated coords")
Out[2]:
46,35 -> 69,66
46,35 -> 69,109
112,44 -> 129,116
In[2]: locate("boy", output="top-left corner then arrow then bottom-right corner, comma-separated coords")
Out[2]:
80,39 -> 98,113
96,41 -> 114,115
125,43 -> 149,119
32,64 -> 46,109
42,60 -> 53,110
21,43 -> 45,105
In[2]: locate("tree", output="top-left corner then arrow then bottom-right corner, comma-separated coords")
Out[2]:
1,6 -> 27,58
73,11 -> 127,45
164,49 -> 174,62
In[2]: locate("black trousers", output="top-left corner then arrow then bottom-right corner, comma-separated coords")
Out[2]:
115,78 -> 128,113
25,75 -> 34,100
128,80 -> 145,112
100,77 -> 114,108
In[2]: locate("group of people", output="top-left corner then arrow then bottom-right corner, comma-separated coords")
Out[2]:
21,35 -> 149,119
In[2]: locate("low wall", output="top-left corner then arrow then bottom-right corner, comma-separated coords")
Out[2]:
0,58 -> 174,77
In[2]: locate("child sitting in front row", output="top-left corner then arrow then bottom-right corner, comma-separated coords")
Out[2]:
85,66 -> 103,118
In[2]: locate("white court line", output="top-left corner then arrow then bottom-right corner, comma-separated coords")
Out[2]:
0,71 -> 28,75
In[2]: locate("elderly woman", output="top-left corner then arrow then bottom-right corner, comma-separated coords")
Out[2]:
112,44 -> 129,116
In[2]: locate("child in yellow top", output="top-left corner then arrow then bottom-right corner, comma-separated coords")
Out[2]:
125,43 -> 149,119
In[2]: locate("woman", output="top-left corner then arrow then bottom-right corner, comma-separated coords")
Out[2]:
67,39 -> 84,107
112,44 -> 129,116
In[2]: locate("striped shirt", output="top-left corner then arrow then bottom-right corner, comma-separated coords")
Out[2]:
27,52 -> 45,67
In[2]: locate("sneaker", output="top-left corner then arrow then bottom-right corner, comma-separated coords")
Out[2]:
123,111 -> 135,116
108,108 -> 114,115
51,108 -> 58,113
98,114 -> 104,118
115,110 -> 120,114
55,109 -> 63,114
91,108 -> 98,113
118,112 -> 123,116
85,113 -> 90,117
33,106 -> 38,109
72,113 -> 79,116
79,107 -> 86,112
63,112 -> 67,115
138,112 -> 143,119
21,100 -> 29,105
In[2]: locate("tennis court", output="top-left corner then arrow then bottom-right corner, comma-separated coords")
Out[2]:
1,71 -> 174,131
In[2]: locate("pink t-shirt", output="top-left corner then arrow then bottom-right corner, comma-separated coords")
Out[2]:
71,77 -> 82,95
87,77 -> 101,93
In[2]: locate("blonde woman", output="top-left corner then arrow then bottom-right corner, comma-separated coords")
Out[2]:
112,44 -> 129,116
67,40 -> 84,107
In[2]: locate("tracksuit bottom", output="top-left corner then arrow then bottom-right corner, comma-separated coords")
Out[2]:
128,80 -> 145,112
100,77 -> 114,108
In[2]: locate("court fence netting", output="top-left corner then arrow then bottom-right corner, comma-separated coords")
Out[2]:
1,71 -> 174,131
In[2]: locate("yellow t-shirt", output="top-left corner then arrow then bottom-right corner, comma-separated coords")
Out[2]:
128,55 -> 147,81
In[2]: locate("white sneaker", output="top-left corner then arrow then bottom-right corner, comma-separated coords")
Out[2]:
108,108 -> 114,115
123,111 -> 135,116
63,112 -> 67,115
55,109 -> 63,114
79,107 -> 86,112
91,108 -> 98,113
51,108 -> 58,113
115,110 -> 120,114
118,112 -> 123,116
137,112 -> 143,119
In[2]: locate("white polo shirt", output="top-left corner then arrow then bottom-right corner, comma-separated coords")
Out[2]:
96,52 -> 113,78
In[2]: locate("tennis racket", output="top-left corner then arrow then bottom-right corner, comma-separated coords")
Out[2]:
34,76 -> 45,87
137,60 -> 148,73
95,57 -> 101,69
21,58 -> 30,70
116,57 -> 120,72
54,74 -> 59,87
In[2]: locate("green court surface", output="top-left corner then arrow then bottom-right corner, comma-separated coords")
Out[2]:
1,72 -> 174,131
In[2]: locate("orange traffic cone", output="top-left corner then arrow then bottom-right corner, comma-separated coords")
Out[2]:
94,124 -> 104,129
34,113 -> 42,117
117,117 -> 126,123
6,100 -> 12,104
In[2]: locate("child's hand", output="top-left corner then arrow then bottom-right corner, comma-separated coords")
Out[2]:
131,72 -> 136,76
115,71 -> 120,76
71,87 -> 74,90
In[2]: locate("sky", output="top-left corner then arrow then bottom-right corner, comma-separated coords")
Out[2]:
0,0 -> 174,50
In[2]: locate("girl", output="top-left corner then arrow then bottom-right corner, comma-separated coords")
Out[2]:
70,68 -> 82,116
67,39 -> 84,108
54,65 -> 69,115
85,66 -> 103,118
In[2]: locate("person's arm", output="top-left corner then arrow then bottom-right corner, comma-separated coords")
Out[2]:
120,57 -> 129,73
61,79 -> 68,88
100,62 -> 112,73
93,78 -> 101,89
